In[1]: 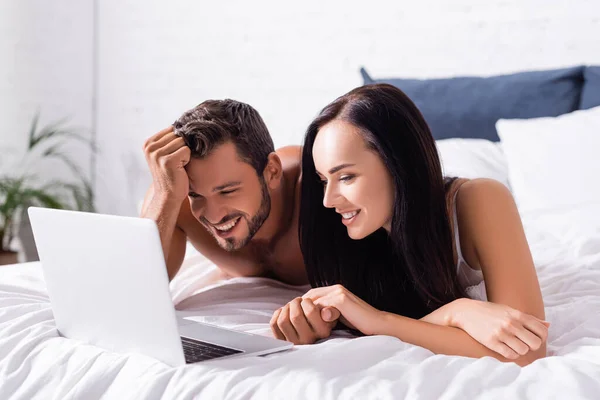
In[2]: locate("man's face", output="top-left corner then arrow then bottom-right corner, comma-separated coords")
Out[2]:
186,142 -> 271,251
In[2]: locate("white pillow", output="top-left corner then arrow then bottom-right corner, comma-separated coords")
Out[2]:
497,106 -> 600,213
436,138 -> 510,188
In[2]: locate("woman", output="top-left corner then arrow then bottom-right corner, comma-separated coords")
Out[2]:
271,84 -> 549,366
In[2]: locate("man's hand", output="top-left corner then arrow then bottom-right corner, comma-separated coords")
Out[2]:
143,126 -> 191,204
270,298 -> 340,344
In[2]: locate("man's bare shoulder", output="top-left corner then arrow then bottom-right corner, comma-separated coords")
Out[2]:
276,144 -> 302,196
276,145 -> 302,169
276,144 -> 302,157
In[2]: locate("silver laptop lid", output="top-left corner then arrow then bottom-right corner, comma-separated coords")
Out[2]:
28,207 -> 185,366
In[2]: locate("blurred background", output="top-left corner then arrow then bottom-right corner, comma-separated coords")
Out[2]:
1,0 -> 599,262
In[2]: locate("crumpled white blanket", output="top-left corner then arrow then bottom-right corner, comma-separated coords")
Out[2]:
1,204 -> 600,399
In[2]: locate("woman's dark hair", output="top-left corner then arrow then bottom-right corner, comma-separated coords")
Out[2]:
300,83 -> 466,319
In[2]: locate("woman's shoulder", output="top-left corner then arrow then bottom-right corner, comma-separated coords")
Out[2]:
455,178 -> 512,207
453,178 -> 515,270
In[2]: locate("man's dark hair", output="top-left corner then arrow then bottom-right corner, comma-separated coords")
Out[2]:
173,99 -> 275,175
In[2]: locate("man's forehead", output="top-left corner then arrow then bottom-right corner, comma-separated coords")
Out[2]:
187,165 -> 246,187
186,155 -> 255,191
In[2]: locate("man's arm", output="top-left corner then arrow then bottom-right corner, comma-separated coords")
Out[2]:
140,184 -> 187,280
141,127 -> 191,279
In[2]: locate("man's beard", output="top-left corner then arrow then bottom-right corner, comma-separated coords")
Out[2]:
204,177 -> 271,251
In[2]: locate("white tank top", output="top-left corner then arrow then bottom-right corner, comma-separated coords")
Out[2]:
452,189 -> 487,301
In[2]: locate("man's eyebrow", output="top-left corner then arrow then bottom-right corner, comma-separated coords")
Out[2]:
328,163 -> 355,174
212,181 -> 242,192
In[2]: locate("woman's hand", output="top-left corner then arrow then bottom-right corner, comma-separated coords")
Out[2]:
422,298 -> 550,360
302,284 -> 386,336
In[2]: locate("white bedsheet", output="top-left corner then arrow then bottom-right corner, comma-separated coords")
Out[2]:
2,204 -> 600,399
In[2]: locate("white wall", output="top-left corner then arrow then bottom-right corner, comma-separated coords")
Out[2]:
2,0 -> 600,216
0,0 -> 94,182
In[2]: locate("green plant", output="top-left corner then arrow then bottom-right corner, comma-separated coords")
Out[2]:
0,113 -> 95,253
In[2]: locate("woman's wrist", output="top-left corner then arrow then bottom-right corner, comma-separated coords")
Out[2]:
446,298 -> 470,329
369,310 -> 394,336
370,298 -> 471,336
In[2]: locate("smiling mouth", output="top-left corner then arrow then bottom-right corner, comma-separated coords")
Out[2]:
212,217 -> 241,235
339,209 -> 360,226
340,210 -> 359,220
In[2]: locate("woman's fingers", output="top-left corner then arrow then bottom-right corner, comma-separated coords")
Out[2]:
522,316 -> 549,343
492,340 -> 520,360
302,286 -> 332,300
514,325 -> 543,351
499,330 -> 530,357
508,311 -> 549,351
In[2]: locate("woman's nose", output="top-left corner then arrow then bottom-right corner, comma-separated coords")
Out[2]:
322,184 -> 338,208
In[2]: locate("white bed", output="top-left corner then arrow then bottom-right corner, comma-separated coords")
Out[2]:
4,116 -> 600,399
2,201 -> 600,399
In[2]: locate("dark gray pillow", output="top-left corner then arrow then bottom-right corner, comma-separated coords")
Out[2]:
361,66 -> 584,141
580,66 -> 600,110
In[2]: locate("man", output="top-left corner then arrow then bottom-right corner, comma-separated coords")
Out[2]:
141,99 -> 338,344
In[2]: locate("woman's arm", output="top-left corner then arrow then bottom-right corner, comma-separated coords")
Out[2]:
455,178 -> 546,359
420,298 -> 548,359
384,179 -> 546,364
303,284 -> 542,366
303,179 -> 546,365
377,311 -> 536,366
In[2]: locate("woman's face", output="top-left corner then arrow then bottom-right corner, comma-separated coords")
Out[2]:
312,119 -> 395,239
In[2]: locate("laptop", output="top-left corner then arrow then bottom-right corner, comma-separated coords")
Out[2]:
28,206 -> 292,366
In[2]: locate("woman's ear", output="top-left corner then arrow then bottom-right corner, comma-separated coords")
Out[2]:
263,152 -> 283,189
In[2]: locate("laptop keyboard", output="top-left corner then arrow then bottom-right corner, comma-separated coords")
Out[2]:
181,337 -> 243,363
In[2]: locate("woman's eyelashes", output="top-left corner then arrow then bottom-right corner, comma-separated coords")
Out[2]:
319,174 -> 356,187
339,174 -> 355,183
